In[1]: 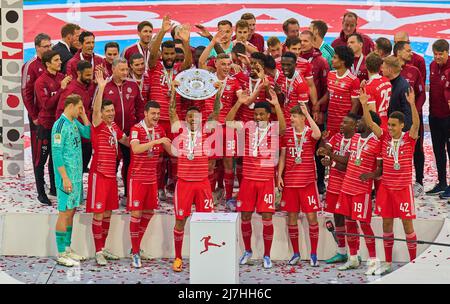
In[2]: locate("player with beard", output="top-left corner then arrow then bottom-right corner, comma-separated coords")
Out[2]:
34,50 -> 72,206
66,31 -> 103,79
87,70 -> 129,266
280,37 -> 319,109
347,33 -> 368,82
102,42 -> 120,78
335,112 -> 382,274
278,103 -> 322,266
56,60 -> 95,174
122,21 -> 153,72
226,89 -> 286,269
281,18 -> 300,53
129,53 -> 151,102
317,113 -> 358,264
360,85 -> 419,275
148,16 -> 192,201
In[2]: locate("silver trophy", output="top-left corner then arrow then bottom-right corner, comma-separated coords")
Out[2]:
175,68 -> 219,100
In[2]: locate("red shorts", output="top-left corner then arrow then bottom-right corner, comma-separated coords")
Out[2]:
324,192 -> 340,213
86,172 -> 119,213
127,179 -> 158,211
237,178 -> 275,213
336,192 -> 372,223
376,183 -> 416,219
280,183 -> 320,213
174,178 -> 213,220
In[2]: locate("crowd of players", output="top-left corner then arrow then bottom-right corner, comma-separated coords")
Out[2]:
21,11 -> 450,275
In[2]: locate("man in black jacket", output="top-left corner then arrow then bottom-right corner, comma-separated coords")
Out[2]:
53,23 -> 81,73
381,55 -> 413,130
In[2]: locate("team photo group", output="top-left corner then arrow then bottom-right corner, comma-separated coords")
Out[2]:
22,9 -> 450,277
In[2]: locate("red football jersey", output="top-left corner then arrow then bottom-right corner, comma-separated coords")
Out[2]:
366,74 -> 392,128
129,71 -> 151,102
326,133 -> 352,194
279,72 -> 309,119
326,70 -> 360,135
281,126 -> 317,187
172,127 -> 211,181
241,122 -> 279,181
90,121 -> 124,178
341,133 -> 381,195
380,131 -> 416,191
148,61 -> 183,121
129,122 -> 166,183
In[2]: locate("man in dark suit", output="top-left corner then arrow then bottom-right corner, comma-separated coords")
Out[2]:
53,23 -> 81,74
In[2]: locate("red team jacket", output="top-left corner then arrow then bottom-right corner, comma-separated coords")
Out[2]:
332,31 -> 374,56
66,50 -> 104,79
21,56 -> 46,121
56,79 -> 96,119
34,70 -> 65,129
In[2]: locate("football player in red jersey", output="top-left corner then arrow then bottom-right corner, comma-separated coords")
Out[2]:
364,52 -> 392,129
128,100 -> 171,268
148,16 -> 192,200
335,111 -> 383,274
322,46 -> 361,137
168,80 -> 224,272
360,85 -> 419,275
347,33 -> 368,82
87,70 -> 129,266
121,21 -> 153,72
317,113 -> 358,264
278,103 -> 322,266
226,89 -> 286,269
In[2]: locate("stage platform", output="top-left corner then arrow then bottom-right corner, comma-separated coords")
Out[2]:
0,133 -> 448,265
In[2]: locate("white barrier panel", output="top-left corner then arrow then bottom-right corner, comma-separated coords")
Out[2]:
189,212 -> 239,284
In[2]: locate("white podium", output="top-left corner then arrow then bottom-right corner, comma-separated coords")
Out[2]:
189,212 -> 240,284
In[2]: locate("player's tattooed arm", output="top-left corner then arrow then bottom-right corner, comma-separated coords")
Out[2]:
169,81 -> 181,127
208,81 -> 223,121
406,87 -> 419,140
359,87 -> 382,138
149,15 -> 173,69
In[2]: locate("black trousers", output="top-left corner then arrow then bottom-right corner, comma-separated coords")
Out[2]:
117,143 -> 131,197
34,126 -> 56,196
413,114 -> 425,184
315,124 -> 326,187
82,141 -> 92,173
429,115 -> 450,187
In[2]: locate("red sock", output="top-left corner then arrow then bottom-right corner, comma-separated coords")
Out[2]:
345,219 -> 359,256
288,224 -> 299,254
208,169 -> 216,192
130,216 -> 141,254
335,225 -> 346,250
157,157 -> 166,190
236,164 -> 243,186
92,218 -> 104,253
224,170 -> 234,200
138,213 -> 153,246
309,222 -> 319,255
406,232 -> 417,261
241,219 -> 252,252
360,222 -> 376,258
102,217 -> 111,248
173,228 -> 184,259
262,219 -> 274,257
383,232 -> 394,263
